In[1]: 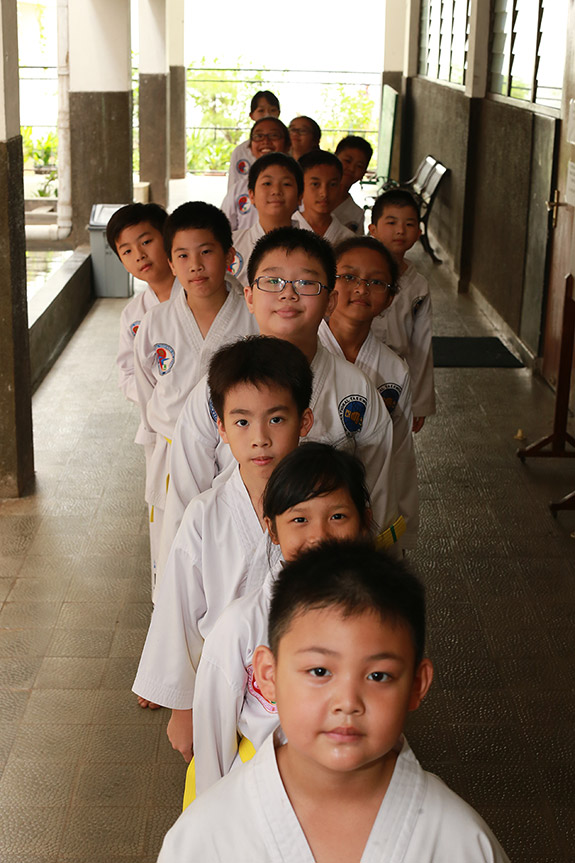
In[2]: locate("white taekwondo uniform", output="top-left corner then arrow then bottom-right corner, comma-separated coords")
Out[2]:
333,193 -> 365,235
371,260 -> 436,418
158,731 -> 511,863
293,211 -> 354,245
192,566 -> 281,796
133,279 -> 257,595
319,320 -> 418,549
132,465 -> 281,709
221,175 -> 259,233
230,218 -> 300,283
227,139 -> 252,191
159,341 -> 398,579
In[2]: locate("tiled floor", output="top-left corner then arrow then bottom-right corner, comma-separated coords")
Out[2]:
1,244 -> 574,862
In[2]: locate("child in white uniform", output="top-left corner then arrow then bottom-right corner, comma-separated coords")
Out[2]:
158,541 -> 510,863
369,189 -> 436,430
133,202 -> 256,599
319,236 -> 418,548
227,90 -> 281,192
293,150 -> 354,245
230,153 -> 303,281
191,443 -> 372,803
332,134 -> 373,235
222,118 -> 291,232
132,336 -> 314,767
159,228 -> 401,581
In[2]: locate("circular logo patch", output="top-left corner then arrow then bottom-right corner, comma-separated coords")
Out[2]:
237,194 -> 251,215
246,665 -> 277,714
154,343 -> 175,375
378,383 -> 402,415
208,397 -> 219,424
130,320 -> 141,337
228,251 -> 244,277
338,395 -> 367,434
237,159 -> 249,175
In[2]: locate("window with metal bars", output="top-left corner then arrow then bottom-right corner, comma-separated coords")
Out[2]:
489,0 -> 567,109
418,0 -> 470,85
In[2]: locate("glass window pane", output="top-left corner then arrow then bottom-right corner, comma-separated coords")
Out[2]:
536,0 -> 568,108
509,0 -> 539,102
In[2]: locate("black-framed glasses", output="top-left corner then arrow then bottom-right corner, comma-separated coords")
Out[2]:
336,274 -> 393,294
251,132 -> 283,142
252,277 -> 327,296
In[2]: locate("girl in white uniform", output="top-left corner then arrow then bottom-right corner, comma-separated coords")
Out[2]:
226,90 -> 281,192
190,443 -> 373,805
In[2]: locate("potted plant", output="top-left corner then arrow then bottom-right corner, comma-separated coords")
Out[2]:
30,131 -> 58,175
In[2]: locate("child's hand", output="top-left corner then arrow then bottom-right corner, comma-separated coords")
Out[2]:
412,417 -> 425,433
167,708 -> 194,762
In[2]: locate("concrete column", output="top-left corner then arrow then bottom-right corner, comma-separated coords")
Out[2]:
69,0 -> 132,246
0,0 -> 34,496
168,0 -> 186,179
139,0 -> 169,205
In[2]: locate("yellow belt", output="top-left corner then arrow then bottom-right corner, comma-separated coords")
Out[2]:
376,515 -> 406,549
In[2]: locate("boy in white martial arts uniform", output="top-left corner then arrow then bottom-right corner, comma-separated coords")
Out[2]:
159,227 -> 402,580
158,540 -> 510,863
133,336 -> 314,764
227,90 -> 281,192
108,203 -> 176,404
230,153 -> 303,281
293,150 -> 354,245
288,115 -> 321,161
332,135 -> 373,235
319,236 -> 418,548
369,189 -> 436,431
222,118 -> 290,232
133,202 -> 257,600
191,443 -> 372,802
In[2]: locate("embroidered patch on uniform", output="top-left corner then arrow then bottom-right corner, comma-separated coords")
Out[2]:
246,665 -> 278,714
412,296 -> 425,316
378,383 -> 402,415
228,251 -> 243,277
208,397 -> 219,424
237,159 -> 249,175
154,343 -> 175,375
237,194 -> 251,215
130,320 -> 141,337
338,395 -> 367,434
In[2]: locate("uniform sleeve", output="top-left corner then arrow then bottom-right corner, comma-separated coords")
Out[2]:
117,302 -> 139,403
357,379 -> 398,537
193,644 -> 247,796
133,320 -> 159,436
221,185 -> 239,231
390,373 -> 419,549
132,533 -> 206,709
408,293 -> 436,417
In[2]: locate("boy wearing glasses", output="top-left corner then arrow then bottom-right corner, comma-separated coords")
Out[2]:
221,118 -> 291,231
319,236 -> 418,548
159,227 -> 401,579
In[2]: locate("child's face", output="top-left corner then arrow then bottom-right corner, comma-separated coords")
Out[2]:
249,165 -> 301,221
169,228 -> 233,302
302,165 -> 342,217
332,248 -> 394,324
115,221 -> 171,283
217,383 -> 313,484
369,205 -> 421,258
267,488 -> 366,562
255,607 -> 432,777
250,98 -> 280,121
244,248 -> 337,343
337,147 -> 370,190
288,119 -> 317,159
250,120 -> 287,158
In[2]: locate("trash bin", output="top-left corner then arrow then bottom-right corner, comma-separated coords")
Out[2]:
88,204 -> 133,298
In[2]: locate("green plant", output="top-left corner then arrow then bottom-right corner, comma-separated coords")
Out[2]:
34,170 -> 58,198
21,126 -> 34,164
30,131 -> 58,168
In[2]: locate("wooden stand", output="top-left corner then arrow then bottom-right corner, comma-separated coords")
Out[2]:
516,274 -> 575,514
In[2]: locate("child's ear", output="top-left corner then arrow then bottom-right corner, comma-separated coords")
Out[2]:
168,258 -> 177,277
248,189 -> 256,206
299,407 -> 314,439
216,417 -> 229,444
368,223 -> 377,238
408,658 -> 433,711
225,246 -> 236,272
252,644 -> 277,704
244,284 -> 255,314
325,289 -> 338,317
264,516 -> 280,545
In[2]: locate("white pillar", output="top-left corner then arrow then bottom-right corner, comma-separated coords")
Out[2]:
139,0 -> 170,203
167,0 -> 186,179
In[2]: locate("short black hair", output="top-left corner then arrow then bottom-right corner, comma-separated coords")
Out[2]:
371,188 -> 421,226
263,442 -> 371,529
246,226 -> 337,291
163,201 -> 232,259
335,135 -> 374,165
106,203 -> 168,259
250,117 -> 290,151
334,236 -> 400,296
299,149 -> 343,179
208,335 -> 313,421
268,540 -> 426,667
250,90 -> 280,114
289,116 -> 322,146
248,153 -> 304,195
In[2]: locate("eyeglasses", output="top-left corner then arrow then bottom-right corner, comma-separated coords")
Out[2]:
252,277 -> 327,296
336,274 -> 393,294
289,127 -> 312,136
251,132 -> 283,142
